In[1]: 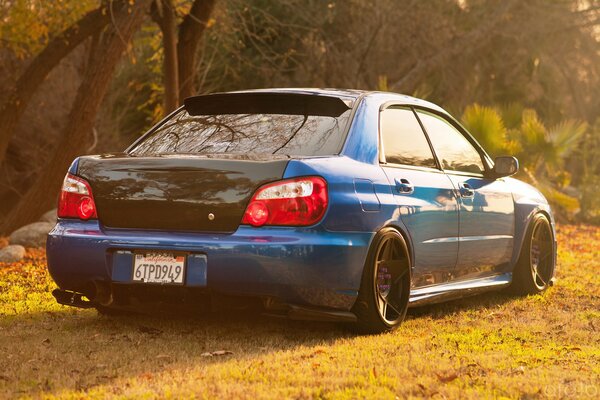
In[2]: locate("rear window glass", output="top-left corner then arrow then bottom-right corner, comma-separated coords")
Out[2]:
129,109 -> 352,156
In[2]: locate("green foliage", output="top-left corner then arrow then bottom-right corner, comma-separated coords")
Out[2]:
462,103 -> 586,178
498,103 -> 525,130
0,0 -> 97,57
461,104 -> 511,157
577,118 -> 600,223
462,103 -> 589,220
512,110 -> 587,182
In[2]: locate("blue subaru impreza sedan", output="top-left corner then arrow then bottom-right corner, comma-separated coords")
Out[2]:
47,89 -> 556,333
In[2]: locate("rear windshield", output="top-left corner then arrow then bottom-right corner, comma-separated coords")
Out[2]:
129,109 -> 352,157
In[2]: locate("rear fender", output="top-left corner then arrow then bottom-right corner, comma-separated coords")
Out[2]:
283,157 -> 415,293
283,157 -> 398,233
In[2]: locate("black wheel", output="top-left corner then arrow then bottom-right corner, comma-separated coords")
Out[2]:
353,228 -> 411,333
509,213 -> 555,295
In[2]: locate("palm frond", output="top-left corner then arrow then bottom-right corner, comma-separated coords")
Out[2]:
461,104 -> 507,157
547,120 -> 587,159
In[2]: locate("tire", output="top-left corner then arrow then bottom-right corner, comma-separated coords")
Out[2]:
509,213 -> 555,295
352,228 -> 411,334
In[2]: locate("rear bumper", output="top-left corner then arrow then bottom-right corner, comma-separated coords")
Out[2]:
46,220 -> 373,311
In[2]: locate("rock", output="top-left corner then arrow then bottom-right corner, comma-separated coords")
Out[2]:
9,222 -> 54,248
39,209 -> 58,223
0,245 -> 26,263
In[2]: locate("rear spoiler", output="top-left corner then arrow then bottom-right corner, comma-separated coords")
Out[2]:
183,92 -> 352,117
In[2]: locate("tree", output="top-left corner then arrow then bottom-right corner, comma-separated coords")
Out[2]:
0,3 -> 115,166
1,0 -> 152,234
151,0 -> 216,113
151,0 -> 180,111
177,0 -> 217,101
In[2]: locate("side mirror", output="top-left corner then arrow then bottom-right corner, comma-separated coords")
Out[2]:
493,156 -> 519,178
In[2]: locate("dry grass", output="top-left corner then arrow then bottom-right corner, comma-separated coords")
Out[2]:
0,225 -> 599,399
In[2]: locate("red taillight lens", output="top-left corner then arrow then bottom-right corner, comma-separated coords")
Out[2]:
57,173 -> 98,220
242,176 -> 328,227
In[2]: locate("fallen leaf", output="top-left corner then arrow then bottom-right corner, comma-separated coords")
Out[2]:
42,338 -> 50,344
435,371 -> 459,383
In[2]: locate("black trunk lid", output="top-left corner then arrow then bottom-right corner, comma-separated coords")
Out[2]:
76,154 -> 288,232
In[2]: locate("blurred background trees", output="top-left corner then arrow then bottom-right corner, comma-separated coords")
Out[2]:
0,0 -> 599,231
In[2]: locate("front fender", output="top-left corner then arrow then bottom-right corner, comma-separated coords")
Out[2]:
507,178 -> 556,266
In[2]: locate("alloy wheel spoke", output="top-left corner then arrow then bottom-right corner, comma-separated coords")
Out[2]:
385,299 -> 402,316
378,296 -> 387,318
535,270 -> 547,286
393,267 -> 408,285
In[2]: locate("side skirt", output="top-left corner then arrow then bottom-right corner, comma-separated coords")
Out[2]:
408,273 -> 512,307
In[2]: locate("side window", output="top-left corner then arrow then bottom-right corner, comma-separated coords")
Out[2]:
416,110 -> 485,174
380,107 -> 437,168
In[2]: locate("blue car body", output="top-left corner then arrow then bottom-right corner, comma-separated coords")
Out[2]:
47,89 -> 556,316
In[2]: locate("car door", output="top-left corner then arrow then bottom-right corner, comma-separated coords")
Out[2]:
379,106 -> 460,287
415,109 -> 515,280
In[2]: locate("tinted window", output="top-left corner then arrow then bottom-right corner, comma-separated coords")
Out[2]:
130,109 -> 351,156
380,107 -> 436,168
416,110 -> 485,174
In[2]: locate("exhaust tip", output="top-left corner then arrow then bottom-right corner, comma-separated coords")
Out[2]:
52,289 -> 95,309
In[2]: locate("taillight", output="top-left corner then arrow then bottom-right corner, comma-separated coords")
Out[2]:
242,176 -> 328,227
57,173 -> 98,220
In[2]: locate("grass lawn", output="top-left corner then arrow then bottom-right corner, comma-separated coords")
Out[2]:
0,225 -> 599,399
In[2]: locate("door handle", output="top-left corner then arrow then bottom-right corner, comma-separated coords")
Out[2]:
395,178 -> 414,195
459,182 -> 474,198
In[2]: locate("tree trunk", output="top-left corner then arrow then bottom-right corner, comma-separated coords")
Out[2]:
151,0 -> 180,112
0,4 -> 116,166
177,0 -> 216,100
1,0 -> 151,235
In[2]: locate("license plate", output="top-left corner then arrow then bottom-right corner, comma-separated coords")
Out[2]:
133,252 -> 185,284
